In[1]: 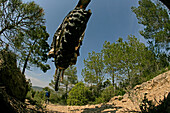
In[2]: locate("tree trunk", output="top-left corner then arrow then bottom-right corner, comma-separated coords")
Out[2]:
22,41 -> 36,75
111,69 -> 115,88
127,68 -> 132,89
22,51 -> 31,75
112,74 -> 114,87
66,84 -> 68,100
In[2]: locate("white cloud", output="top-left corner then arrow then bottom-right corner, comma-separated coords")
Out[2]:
26,75 -> 50,88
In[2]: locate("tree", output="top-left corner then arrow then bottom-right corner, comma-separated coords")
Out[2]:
82,51 -> 105,97
103,79 -> 111,88
103,35 -> 156,89
100,85 -> 115,102
49,66 -> 78,101
82,52 -> 105,86
102,40 -> 122,87
20,25 -> 50,74
125,36 -> 156,86
0,0 -> 44,48
61,66 -> 78,100
67,82 -> 92,105
131,0 -> 170,55
0,0 -> 50,74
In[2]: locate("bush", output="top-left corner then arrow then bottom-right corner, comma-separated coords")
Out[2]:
32,91 -> 45,109
67,82 -> 92,105
26,91 -> 32,100
92,85 -> 126,104
34,91 -> 45,102
94,97 -> 105,104
49,92 -> 60,104
101,86 -> 115,102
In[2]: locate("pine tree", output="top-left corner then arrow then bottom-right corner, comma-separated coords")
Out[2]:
103,35 -> 156,89
131,0 -> 170,54
61,66 -> 78,100
49,66 -> 78,101
0,0 -> 50,74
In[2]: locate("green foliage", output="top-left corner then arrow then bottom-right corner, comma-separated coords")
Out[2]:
81,34 -> 168,105
26,90 -> 32,100
34,91 -> 45,103
142,66 -> 169,84
131,0 -> 169,76
49,66 -> 78,105
131,0 -> 170,55
49,66 -> 78,89
103,79 -> 111,88
43,87 -> 52,92
100,86 -> 115,103
20,25 -> 50,74
89,84 -> 102,98
82,52 -> 105,85
0,0 -> 45,46
49,92 -> 60,104
94,85 -> 125,104
67,82 -> 92,105
82,52 -> 105,98
63,66 -> 78,85
80,35 -> 169,105
26,86 -> 64,105
26,88 -> 47,109
115,88 -> 126,96
103,35 -> 156,89
94,97 -> 105,104
43,87 -> 61,104
89,84 -> 125,104
0,0 -> 50,74
118,96 -> 123,101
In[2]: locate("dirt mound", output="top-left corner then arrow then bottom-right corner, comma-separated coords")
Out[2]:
0,87 -> 29,113
45,70 -> 170,113
0,87 -> 44,113
0,50 -> 29,102
107,70 -> 170,112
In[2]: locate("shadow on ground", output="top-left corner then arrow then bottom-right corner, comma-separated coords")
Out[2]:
81,104 -> 121,113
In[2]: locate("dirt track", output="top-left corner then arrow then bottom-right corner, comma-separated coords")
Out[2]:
45,103 -> 119,113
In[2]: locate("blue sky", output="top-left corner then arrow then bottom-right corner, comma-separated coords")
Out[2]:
24,0 -> 145,87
